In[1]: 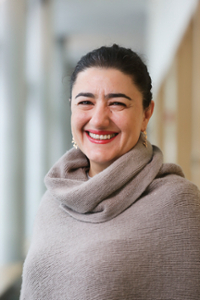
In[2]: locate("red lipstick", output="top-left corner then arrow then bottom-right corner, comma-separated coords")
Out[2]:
85,130 -> 118,144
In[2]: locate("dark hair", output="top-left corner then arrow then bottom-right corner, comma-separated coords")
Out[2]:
70,44 -> 152,109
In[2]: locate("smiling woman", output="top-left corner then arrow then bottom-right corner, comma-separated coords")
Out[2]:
71,67 -> 154,176
20,45 -> 200,300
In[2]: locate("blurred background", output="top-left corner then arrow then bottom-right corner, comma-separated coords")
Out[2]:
0,0 -> 200,298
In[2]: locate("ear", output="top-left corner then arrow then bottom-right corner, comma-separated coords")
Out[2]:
142,101 -> 155,131
69,99 -> 72,111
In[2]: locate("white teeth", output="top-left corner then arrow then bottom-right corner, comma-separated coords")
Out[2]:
88,132 -> 116,140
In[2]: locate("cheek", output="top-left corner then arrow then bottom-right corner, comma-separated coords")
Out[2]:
112,112 -> 136,132
119,114 -> 144,136
71,110 -> 89,131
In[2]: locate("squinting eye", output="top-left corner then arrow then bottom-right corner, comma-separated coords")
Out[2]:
78,100 -> 93,105
110,102 -> 126,107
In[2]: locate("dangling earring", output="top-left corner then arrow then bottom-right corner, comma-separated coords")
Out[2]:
142,130 -> 147,148
72,136 -> 78,149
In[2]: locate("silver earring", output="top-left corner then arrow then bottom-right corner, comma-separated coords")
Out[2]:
142,131 -> 147,148
72,137 -> 78,149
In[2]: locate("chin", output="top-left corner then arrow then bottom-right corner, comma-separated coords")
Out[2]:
90,156 -> 117,165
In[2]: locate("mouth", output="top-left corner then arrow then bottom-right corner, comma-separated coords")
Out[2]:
85,130 -> 118,144
88,132 -> 117,140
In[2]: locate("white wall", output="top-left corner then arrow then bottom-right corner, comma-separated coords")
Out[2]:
146,0 -> 198,96
0,0 -> 26,264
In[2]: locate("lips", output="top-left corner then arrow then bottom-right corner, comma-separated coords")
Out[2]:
85,130 -> 118,144
88,132 -> 117,140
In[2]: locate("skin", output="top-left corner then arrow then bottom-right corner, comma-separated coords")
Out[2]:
70,67 -> 154,177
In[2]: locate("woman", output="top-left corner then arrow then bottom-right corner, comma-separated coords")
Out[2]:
20,45 -> 200,299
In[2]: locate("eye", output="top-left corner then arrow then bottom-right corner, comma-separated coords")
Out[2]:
108,101 -> 127,111
109,101 -> 127,107
78,100 -> 93,105
76,100 -> 94,110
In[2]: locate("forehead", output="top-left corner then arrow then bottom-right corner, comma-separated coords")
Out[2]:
72,67 -> 138,95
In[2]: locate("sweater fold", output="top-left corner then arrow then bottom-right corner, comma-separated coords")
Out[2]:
45,136 -> 165,222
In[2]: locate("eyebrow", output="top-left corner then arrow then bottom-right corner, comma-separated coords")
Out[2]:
105,93 -> 132,101
75,92 -> 132,101
75,92 -> 94,99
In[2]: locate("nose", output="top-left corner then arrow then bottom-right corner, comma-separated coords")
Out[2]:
90,102 -> 110,128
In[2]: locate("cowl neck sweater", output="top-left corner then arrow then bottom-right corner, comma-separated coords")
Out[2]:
45,136 -> 166,223
20,136 -> 200,300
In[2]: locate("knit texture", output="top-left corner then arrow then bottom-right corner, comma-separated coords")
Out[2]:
20,136 -> 200,300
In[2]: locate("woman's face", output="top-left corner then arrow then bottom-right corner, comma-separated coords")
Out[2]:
71,67 -> 154,176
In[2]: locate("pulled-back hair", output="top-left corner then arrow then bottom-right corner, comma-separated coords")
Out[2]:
70,44 -> 152,109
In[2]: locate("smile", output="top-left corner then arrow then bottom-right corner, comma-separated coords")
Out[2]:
86,131 -> 118,144
88,132 -> 117,140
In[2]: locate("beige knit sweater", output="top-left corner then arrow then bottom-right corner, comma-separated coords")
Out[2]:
20,136 -> 200,299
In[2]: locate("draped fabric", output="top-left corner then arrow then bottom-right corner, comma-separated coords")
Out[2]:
20,136 -> 200,300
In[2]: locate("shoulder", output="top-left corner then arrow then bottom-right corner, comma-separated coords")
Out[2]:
150,162 -> 200,199
31,191 -> 62,235
147,163 -> 200,222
